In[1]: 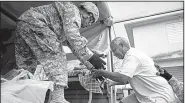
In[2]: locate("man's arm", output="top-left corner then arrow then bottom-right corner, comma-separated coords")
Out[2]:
168,77 -> 183,103
107,80 -> 125,87
56,2 -> 93,61
55,2 -> 105,70
92,69 -> 129,85
91,55 -> 140,84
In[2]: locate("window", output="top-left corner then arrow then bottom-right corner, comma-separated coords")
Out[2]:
166,21 -> 183,44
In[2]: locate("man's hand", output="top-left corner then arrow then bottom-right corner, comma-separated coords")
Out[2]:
91,69 -> 105,77
155,64 -> 172,81
88,54 -> 106,70
91,69 -> 105,81
106,79 -> 116,87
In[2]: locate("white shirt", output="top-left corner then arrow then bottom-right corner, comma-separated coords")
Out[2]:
117,48 -> 177,103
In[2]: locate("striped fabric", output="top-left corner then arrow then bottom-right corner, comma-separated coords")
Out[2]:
33,65 -> 104,94
78,73 -> 103,94
67,60 -> 104,94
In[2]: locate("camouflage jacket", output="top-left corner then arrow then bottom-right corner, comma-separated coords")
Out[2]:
169,77 -> 183,103
17,2 -> 94,69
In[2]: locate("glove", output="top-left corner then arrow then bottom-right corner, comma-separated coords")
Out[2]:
157,68 -> 172,81
90,54 -> 106,81
89,54 -> 106,81
88,54 -> 106,70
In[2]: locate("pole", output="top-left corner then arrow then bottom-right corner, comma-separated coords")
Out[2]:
0,6 -> 17,22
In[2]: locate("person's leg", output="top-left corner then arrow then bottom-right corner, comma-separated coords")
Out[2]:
40,58 -> 69,103
50,85 -> 69,103
119,93 -> 139,103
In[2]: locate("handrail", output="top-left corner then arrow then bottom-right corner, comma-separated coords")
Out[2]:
0,6 -> 17,22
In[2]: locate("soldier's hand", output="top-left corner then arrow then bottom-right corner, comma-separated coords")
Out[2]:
88,54 -> 106,70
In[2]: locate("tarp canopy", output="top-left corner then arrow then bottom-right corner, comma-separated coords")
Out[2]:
1,1 -> 111,29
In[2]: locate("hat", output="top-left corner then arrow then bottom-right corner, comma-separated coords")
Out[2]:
80,2 -> 99,23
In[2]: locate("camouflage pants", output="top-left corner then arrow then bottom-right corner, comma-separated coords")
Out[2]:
15,21 -> 68,87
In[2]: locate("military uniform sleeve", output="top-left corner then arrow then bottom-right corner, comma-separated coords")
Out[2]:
168,76 -> 184,103
54,2 -> 94,68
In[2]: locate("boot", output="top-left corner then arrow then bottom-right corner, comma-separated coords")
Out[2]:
50,85 -> 69,103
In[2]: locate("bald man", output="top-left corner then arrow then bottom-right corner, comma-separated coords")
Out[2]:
92,37 -> 179,103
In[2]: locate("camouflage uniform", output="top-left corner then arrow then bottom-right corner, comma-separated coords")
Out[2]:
169,77 -> 183,103
15,2 -> 93,87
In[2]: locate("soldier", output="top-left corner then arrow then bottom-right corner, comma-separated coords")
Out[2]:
15,2 -> 106,103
